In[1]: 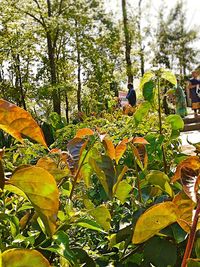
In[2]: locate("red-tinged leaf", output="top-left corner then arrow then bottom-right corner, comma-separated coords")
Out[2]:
103,137 -> 115,160
132,202 -> 178,244
181,166 -> 200,203
49,148 -> 62,154
0,148 -> 4,159
171,156 -> 200,183
19,212 -> 32,230
66,138 -> 87,175
131,143 -> 148,170
115,138 -> 128,164
2,249 -> 50,267
0,99 -> 47,148
173,192 -> 195,232
75,128 -> 94,138
132,137 -> 149,145
8,166 -> 59,236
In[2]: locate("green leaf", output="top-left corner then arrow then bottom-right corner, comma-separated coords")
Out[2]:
115,180 -> 132,204
52,231 -> 75,264
89,205 -> 111,231
166,114 -> 184,130
187,259 -> 200,267
195,238 -> 200,258
171,223 -> 187,244
79,147 -> 99,187
90,155 -> 116,198
161,69 -> 177,85
8,166 -> 59,236
140,71 -> 155,89
2,249 -> 50,267
143,80 -> 155,102
132,202 -> 178,244
144,236 -> 177,267
146,170 -> 173,197
134,102 -> 151,125
76,218 -> 105,233
71,248 -> 95,267
108,225 -> 132,248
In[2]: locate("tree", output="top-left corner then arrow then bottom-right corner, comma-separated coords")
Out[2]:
13,0 -> 66,115
122,0 -> 133,83
152,1 -> 199,75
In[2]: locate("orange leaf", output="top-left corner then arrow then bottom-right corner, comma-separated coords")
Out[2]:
75,128 -> 94,138
171,156 -> 200,183
115,138 -> 129,164
132,137 -> 149,145
103,137 -> 115,160
0,99 -> 47,148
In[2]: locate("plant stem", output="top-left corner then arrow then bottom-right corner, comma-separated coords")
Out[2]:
157,76 -> 167,173
133,154 -> 142,203
181,200 -> 200,267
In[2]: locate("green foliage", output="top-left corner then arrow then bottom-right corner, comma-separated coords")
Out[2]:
0,67 -> 199,267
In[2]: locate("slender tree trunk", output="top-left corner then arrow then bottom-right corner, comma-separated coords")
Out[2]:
65,93 -> 69,123
13,54 -> 27,109
16,54 -> 27,110
122,0 -> 133,83
46,0 -> 61,115
75,20 -> 82,112
138,0 -> 144,76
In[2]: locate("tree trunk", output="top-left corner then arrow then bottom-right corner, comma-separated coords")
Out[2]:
75,20 -> 82,112
138,0 -> 145,76
13,54 -> 27,109
46,0 -> 61,115
122,0 -> 133,83
65,92 -> 69,123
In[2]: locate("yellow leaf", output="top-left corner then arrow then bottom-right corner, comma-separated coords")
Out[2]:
0,99 -> 47,148
173,192 -> 195,233
2,249 -> 50,267
132,202 -> 178,244
89,205 -> 111,231
36,157 -> 70,182
8,166 -> 59,236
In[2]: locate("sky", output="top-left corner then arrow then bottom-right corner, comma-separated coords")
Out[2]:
105,0 -> 200,32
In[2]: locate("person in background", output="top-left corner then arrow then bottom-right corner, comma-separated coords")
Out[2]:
126,82 -> 136,107
187,70 -> 200,117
